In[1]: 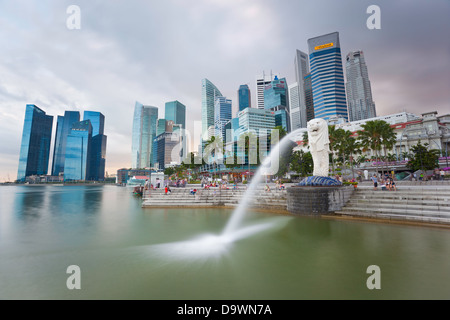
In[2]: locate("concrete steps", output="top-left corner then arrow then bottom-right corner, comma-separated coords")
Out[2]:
142,188 -> 287,209
335,187 -> 450,224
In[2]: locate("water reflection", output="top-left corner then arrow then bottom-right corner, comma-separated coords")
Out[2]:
14,187 -> 45,221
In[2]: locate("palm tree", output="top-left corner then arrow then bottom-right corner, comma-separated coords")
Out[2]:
380,122 -> 397,174
357,120 -> 385,176
328,125 -> 341,176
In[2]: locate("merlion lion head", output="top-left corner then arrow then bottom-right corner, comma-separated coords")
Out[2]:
307,118 -> 330,152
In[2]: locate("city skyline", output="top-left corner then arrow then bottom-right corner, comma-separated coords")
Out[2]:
1,0 -> 450,181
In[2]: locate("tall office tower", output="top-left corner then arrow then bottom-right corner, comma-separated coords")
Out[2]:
157,119 -> 167,136
214,96 -> 232,142
165,100 -> 186,129
304,73 -> 315,122
52,111 -> 80,176
153,122 -> 183,170
83,111 -> 107,181
131,101 -> 158,169
290,50 -> 309,130
264,76 -> 290,132
256,71 -> 272,109
308,32 -> 348,121
17,104 -> 53,181
64,120 -> 92,181
238,84 -> 251,112
201,78 -> 223,139
345,50 -> 376,121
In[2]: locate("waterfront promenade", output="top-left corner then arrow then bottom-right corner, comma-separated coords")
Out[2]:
142,180 -> 450,226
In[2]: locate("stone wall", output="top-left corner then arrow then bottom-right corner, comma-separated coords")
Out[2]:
287,185 -> 354,215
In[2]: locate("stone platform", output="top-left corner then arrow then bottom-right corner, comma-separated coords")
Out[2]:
287,185 -> 354,215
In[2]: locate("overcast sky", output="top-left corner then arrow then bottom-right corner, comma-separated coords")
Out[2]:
0,0 -> 449,181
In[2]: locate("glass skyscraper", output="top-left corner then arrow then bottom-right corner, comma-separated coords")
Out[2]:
17,104 -> 53,181
214,96 -> 232,142
83,111 -> 107,181
165,101 -> 186,129
264,76 -> 290,132
308,32 -> 348,121
201,78 -> 223,139
52,111 -> 80,176
131,101 -> 158,169
345,50 -> 376,121
290,49 -> 309,129
64,120 -> 92,181
238,84 -> 251,112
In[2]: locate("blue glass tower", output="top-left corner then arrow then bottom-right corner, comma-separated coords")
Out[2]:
17,104 -> 53,181
52,111 -> 80,176
131,102 -> 158,169
201,79 -> 223,139
264,76 -> 290,132
308,32 -> 348,121
214,96 -> 232,142
64,120 -> 92,181
238,84 -> 251,112
165,101 -> 186,129
83,111 -> 107,180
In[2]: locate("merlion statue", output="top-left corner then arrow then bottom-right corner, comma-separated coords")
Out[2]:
307,118 -> 330,177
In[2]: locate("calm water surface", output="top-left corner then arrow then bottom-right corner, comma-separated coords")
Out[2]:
1,185 -> 450,299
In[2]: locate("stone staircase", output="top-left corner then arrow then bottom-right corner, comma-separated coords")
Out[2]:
335,186 -> 450,224
142,187 -> 287,210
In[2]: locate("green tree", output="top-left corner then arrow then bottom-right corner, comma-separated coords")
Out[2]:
290,150 -> 313,177
164,167 -> 175,176
407,141 -> 440,173
357,120 -> 386,176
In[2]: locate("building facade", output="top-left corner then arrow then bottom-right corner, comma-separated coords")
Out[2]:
214,96 -> 232,142
304,73 -> 315,122
64,120 -> 92,181
83,111 -> 107,181
201,78 -> 223,139
308,32 -> 348,121
264,76 -> 290,132
52,111 -> 80,176
256,72 -> 273,110
17,104 -> 53,181
131,101 -> 158,169
238,84 -> 251,112
345,50 -> 376,121
290,49 -> 309,130
165,100 -> 186,129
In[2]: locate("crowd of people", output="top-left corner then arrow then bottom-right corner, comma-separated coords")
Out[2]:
371,173 -> 397,191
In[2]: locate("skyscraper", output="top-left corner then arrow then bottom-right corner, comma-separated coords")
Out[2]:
64,120 -> 92,181
304,73 -> 315,122
17,104 -> 53,181
201,79 -> 223,139
308,32 -> 348,121
165,100 -> 186,129
238,84 -> 251,112
290,50 -> 309,130
52,111 -> 80,176
256,72 -> 272,109
345,50 -> 376,121
83,111 -> 107,181
214,96 -> 232,142
264,76 -> 290,132
131,101 -> 158,169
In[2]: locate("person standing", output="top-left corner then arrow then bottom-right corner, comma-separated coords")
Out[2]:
440,169 -> 445,181
371,174 -> 378,191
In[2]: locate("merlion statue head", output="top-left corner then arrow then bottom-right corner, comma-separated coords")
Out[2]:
307,118 -> 330,152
